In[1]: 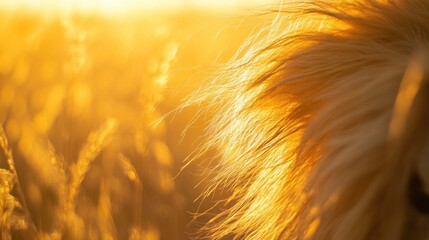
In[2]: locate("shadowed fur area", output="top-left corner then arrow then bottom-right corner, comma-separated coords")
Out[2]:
192,0 -> 429,239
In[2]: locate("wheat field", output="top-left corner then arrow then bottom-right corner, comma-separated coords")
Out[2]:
0,4 -> 268,239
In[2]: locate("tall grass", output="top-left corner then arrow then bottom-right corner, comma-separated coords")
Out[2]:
0,6 -> 265,239
0,10 -> 180,239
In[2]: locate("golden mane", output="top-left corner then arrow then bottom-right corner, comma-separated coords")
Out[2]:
191,0 -> 429,239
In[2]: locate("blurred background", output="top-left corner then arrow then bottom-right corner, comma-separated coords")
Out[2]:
0,0 -> 275,239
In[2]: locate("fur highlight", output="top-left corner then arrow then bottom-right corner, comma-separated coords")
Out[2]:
192,0 -> 429,239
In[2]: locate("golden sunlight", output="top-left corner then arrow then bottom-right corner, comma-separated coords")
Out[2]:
2,1 -> 426,239
0,0 -> 277,239
0,0 -> 275,14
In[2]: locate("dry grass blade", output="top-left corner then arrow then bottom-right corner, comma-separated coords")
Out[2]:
97,180 -> 116,239
118,153 -> 144,231
119,154 -> 141,185
68,118 -> 118,210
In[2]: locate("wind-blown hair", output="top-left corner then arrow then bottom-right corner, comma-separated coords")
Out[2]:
191,0 -> 429,239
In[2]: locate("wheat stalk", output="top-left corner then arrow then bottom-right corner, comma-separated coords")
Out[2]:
0,125 -> 36,236
68,118 -> 118,211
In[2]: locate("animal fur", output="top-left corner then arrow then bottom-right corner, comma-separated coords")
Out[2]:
192,0 -> 429,239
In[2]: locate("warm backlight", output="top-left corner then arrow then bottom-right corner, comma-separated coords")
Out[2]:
0,0 -> 277,239
0,0 -> 275,14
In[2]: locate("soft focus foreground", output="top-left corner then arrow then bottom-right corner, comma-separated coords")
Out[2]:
0,5 -> 267,240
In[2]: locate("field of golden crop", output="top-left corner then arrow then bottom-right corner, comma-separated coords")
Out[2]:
0,5 -> 271,240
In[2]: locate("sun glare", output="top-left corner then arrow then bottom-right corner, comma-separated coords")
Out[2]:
0,0 -> 274,14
